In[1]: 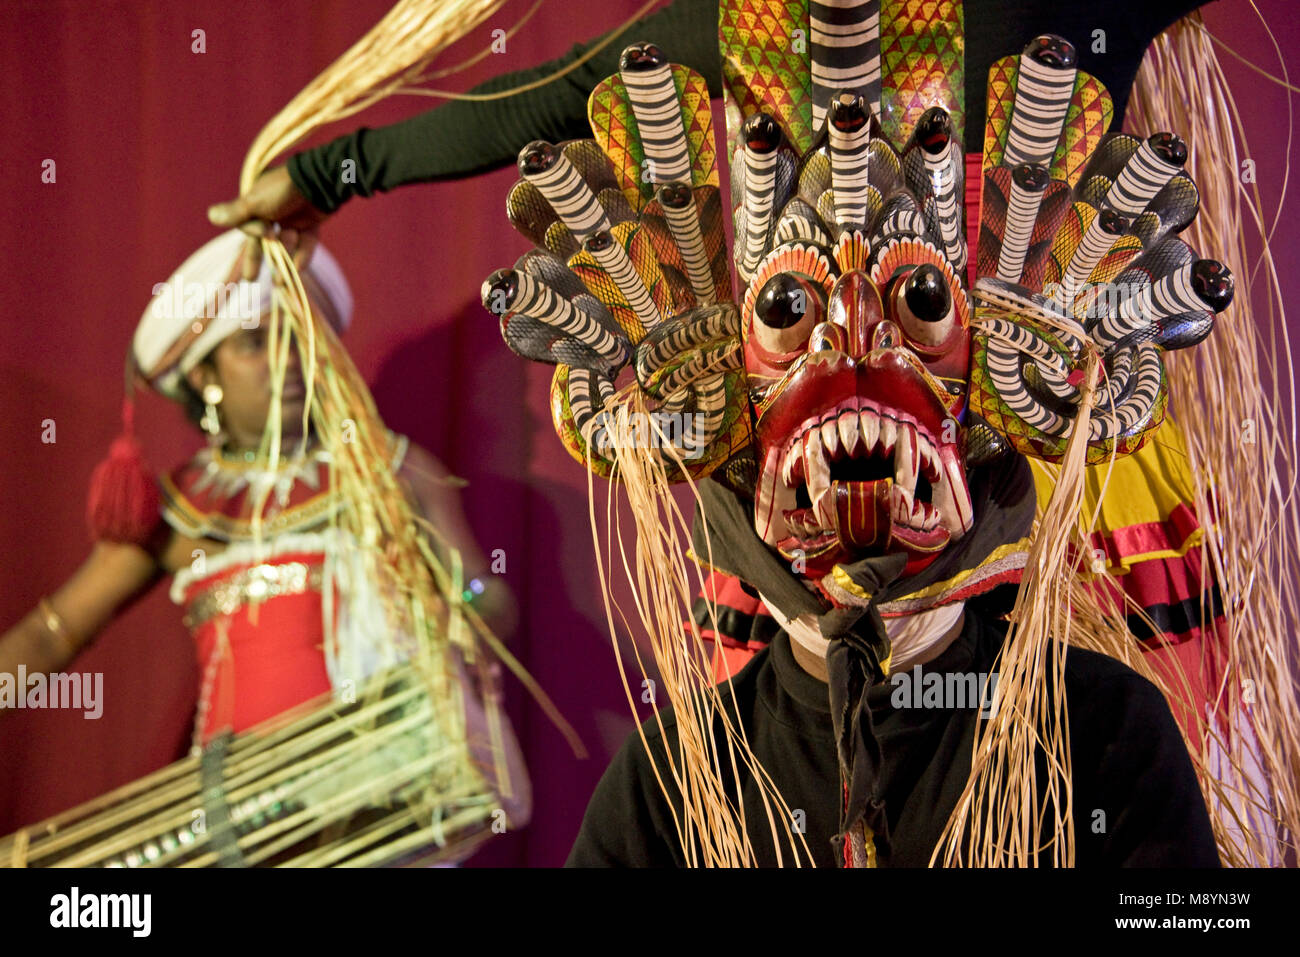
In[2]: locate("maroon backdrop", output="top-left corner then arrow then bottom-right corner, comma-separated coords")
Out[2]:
0,0 -> 1295,867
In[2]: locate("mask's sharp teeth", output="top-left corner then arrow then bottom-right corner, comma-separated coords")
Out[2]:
895,424 -> 919,495
814,488 -> 835,530
861,409 -> 881,453
789,434 -> 806,487
892,484 -> 914,525
753,447 -> 789,545
946,453 -> 973,531
782,441 -> 797,489
821,418 -> 840,461
880,416 -> 898,457
917,434 -> 937,482
804,430 -> 831,523
931,448 -> 974,539
838,409 -> 860,458
925,505 -> 941,531
773,472 -> 797,523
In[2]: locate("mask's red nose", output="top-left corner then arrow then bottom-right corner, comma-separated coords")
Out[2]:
826,270 -> 884,359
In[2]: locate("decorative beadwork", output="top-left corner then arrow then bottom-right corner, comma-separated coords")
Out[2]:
191,621 -> 231,757
184,561 -> 323,630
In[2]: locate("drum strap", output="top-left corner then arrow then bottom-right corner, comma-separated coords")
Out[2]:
201,731 -> 247,868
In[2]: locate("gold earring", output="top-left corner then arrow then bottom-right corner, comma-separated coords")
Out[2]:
200,384 -> 224,436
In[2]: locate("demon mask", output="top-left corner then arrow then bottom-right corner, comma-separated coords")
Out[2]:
482,29 -> 1231,605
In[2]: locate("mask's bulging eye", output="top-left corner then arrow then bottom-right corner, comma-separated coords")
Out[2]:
894,263 -> 955,348
752,272 -> 826,356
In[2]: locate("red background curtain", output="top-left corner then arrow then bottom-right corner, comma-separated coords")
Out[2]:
0,0 -> 1295,866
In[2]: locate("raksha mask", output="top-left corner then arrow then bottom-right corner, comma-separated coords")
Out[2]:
481,13 -> 1232,603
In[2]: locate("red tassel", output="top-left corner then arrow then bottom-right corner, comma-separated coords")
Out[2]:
86,398 -> 162,545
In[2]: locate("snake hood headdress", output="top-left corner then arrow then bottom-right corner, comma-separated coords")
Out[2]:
483,1 -> 1234,866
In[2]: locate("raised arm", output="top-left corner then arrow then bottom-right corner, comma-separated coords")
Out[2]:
207,0 -> 720,276
286,0 -> 720,209
0,540 -> 163,693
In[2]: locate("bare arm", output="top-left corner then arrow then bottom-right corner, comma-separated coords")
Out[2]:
0,540 -> 164,690
398,443 -> 518,639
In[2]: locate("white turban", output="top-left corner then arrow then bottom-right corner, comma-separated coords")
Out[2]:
132,229 -> 352,399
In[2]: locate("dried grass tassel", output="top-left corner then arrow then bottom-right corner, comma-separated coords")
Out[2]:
934,344 -> 1103,867
233,0 -> 582,804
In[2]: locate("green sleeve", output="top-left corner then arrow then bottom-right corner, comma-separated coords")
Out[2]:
287,0 -> 721,213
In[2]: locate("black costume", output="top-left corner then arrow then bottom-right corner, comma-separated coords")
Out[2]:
568,605 -> 1220,866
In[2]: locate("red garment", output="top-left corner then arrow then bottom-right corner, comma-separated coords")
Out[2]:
160,437 -> 409,747
687,572 -> 771,683
179,551 -> 332,744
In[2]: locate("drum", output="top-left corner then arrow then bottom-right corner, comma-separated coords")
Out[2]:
0,659 -> 507,868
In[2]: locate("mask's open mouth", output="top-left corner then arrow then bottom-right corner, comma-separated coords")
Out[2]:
749,349 -> 975,573
769,396 -> 973,562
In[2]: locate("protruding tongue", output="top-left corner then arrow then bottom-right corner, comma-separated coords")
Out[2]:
830,479 -> 892,550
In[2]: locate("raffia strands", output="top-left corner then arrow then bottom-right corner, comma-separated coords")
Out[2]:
586,387 -> 816,867
401,0 -> 664,102
1061,567 -> 1286,868
236,1 -> 581,722
5,0 -> 593,870
238,0 -> 509,195
1022,444 -> 1278,867
1127,11 -> 1300,866
933,349 -> 1103,867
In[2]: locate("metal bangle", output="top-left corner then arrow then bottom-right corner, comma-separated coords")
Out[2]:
36,597 -> 77,658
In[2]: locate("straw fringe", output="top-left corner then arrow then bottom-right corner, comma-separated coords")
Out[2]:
161,0 -> 585,861
929,10 -> 1300,867
1126,10 -> 1300,866
4,3 -> 604,866
586,388 -> 817,867
931,352 -> 1104,866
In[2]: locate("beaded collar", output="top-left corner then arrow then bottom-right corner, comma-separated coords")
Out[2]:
160,434 -> 408,543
